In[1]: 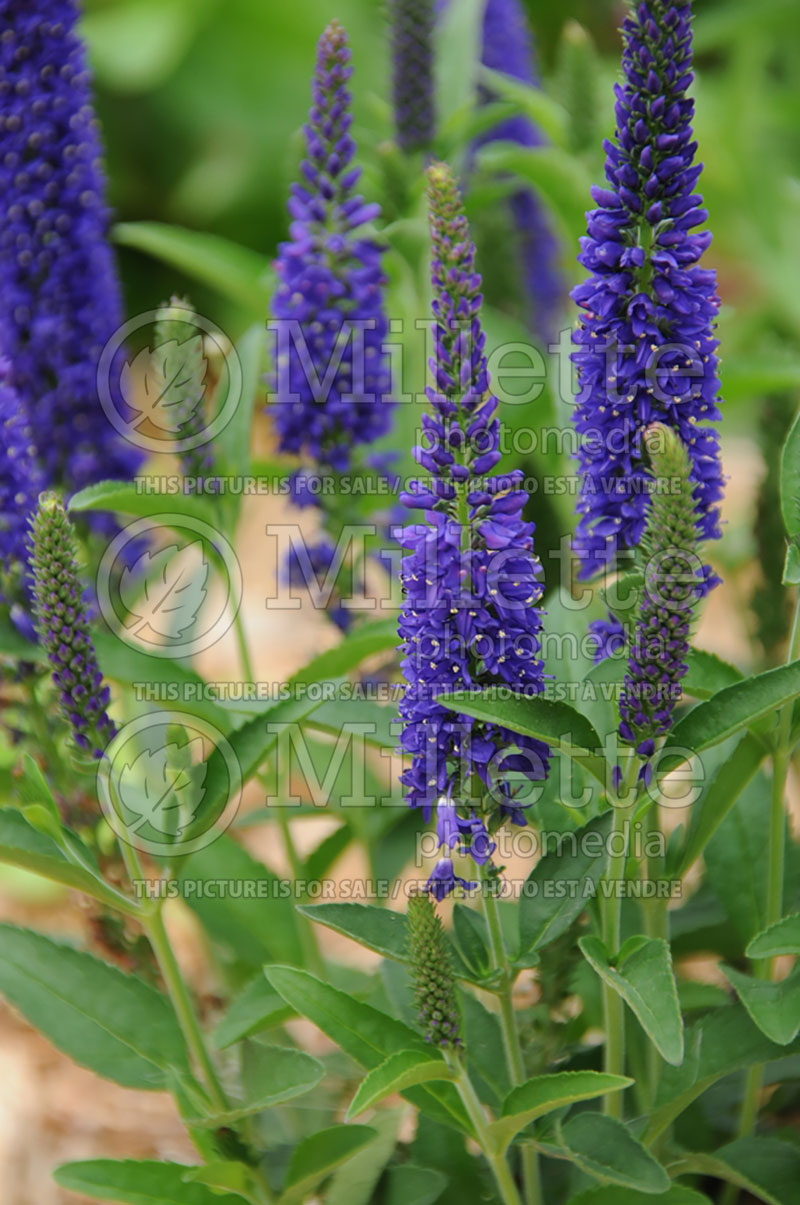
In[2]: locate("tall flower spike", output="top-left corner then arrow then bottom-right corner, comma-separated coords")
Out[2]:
407,891 -> 461,1048
473,0 -> 563,341
618,423 -> 705,783
269,20 -> 394,474
0,2 -> 141,497
0,355 -> 43,637
571,0 -> 723,580
389,0 -> 435,152
398,162 -> 550,897
30,494 -> 116,759
153,298 -> 213,479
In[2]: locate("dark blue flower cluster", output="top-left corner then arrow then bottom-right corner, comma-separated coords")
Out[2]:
0,0 -> 140,498
617,423 -> 706,784
389,0 -> 435,152
30,494 -> 116,759
398,162 -> 549,899
270,20 -> 394,475
0,354 -> 43,637
475,0 -> 563,341
571,0 -> 723,582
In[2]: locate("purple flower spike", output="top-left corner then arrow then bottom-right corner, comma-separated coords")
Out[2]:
0,1 -> 141,497
571,0 -> 723,580
0,355 -> 43,630
389,0 -> 435,151
269,21 -> 394,475
30,494 -> 116,760
398,162 -> 550,898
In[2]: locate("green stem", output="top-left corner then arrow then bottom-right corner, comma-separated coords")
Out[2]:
233,606 -> 256,683
118,839 -> 228,1113
481,871 -> 542,1205
601,768 -> 635,1118
446,1050 -> 522,1205
275,804 -> 325,978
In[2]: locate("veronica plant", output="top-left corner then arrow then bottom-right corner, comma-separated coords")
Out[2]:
0,0 -> 140,499
388,0 -> 435,152
571,0 -> 723,581
270,20 -> 396,631
398,161 -> 549,897
0,355 -> 43,638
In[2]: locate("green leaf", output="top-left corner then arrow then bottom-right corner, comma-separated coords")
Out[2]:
683,649 -> 744,700
646,1005 -> 800,1143
452,903 -> 491,977
327,1110 -> 402,1205
266,965 -> 473,1134
487,1070 -> 632,1153
783,541 -> 800,586
54,1159 -> 244,1205
0,925 -> 189,1090
15,754 -> 59,816
347,1050 -> 455,1119
674,1137 -> 800,1205
113,221 -> 272,312
780,405 -> 800,539
568,1189 -> 711,1205
746,913 -> 800,959
68,479 -> 216,527
579,936 -> 683,1065
675,734 -> 765,876
213,323 -> 266,482
438,689 -> 607,784
519,814 -> 611,955
554,1113 -> 670,1194
212,976 -> 294,1048
0,808 -> 135,914
297,901 -> 480,984
722,965 -> 800,1045
383,1165 -> 449,1205
189,1043 -> 323,1126
181,1163 -> 254,1200
478,65 -> 569,146
474,143 -> 593,243
665,661 -> 800,765
177,837 -> 301,968
279,1125 -> 377,1204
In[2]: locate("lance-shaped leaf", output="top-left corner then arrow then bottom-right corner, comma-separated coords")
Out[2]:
551,1113 -> 670,1194
672,1137 -> 800,1205
662,660 -> 800,769
213,977 -> 294,1048
568,1188 -> 711,1205
278,1125 -> 378,1204
722,965 -> 800,1045
746,913 -> 800,959
487,1070 -> 632,1153
347,1050 -> 455,1119
187,1043 -> 323,1126
438,689 -> 607,783
0,926 -> 189,1089
54,1159 -> 245,1205
119,541 -> 208,640
70,479 -> 216,527
674,734 -> 765,876
579,936 -> 683,1065
780,405 -> 800,539
519,813 -> 611,955
266,966 -> 472,1134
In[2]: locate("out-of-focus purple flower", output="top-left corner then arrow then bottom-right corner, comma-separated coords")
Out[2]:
269,21 -> 394,474
0,1 -> 140,497
473,0 -> 563,341
0,355 -> 43,632
618,424 -> 706,782
389,0 -> 435,151
30,494 -> 116,759
589,611 -> 627,665
571,0 -> 723,581
425,857 -> 477,902
398,162 -> 550,898
284,535 -> 353,633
